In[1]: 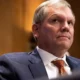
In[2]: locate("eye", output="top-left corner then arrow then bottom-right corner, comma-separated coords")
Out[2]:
52,19 -> 59,23
68,21 -> 74,26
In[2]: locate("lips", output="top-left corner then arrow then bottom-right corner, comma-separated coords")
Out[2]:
57,35 -> 70,39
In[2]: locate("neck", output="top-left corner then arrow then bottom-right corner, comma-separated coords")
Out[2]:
38,46 -> 67,58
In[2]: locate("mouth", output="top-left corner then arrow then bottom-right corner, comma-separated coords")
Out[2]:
57,35 -> 70,40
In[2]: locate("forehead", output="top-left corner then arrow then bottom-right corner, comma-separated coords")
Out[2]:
45,6 -> 75,21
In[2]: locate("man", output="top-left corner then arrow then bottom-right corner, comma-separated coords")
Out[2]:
0,0 -> 80,80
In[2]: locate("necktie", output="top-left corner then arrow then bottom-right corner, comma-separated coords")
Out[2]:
51,60 -> 67,76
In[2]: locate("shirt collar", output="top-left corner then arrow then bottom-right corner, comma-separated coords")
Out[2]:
36,46 -> 69,66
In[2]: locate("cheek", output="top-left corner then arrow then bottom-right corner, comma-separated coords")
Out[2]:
39,28 -> 54,40
43,28 -> 56,36
71,28 -> 74,37
39,23 -> 58,40
70,28 -> 74,43
44,29 -> 57,41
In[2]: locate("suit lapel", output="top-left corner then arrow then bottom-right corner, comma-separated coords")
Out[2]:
28,49 -> 48,79
28,49 -> 80,79
66,56 -> 80,71
29,62 -> 48,79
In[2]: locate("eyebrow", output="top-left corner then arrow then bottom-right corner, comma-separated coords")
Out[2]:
49,14 -> 75,23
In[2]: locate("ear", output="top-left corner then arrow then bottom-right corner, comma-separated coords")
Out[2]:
32,24 -> 39,39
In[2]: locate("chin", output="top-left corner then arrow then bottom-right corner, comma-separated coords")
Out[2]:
58,42 -> 72,50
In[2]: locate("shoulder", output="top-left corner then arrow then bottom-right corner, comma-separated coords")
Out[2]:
0,49 -> 40,64
0,52 -> 32,64
68,56 -> 80,60
0,52 -> 34,79
67,56 -> 80,63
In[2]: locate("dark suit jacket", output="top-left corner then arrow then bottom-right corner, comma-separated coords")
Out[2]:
0,48 -> 80,80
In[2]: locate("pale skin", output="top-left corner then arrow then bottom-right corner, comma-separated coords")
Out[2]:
32,5 -> 75,58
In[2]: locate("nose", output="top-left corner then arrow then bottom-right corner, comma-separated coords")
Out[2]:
60,22 -> 69,32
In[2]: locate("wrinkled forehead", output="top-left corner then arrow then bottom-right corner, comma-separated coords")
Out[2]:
45,5 -> 75,22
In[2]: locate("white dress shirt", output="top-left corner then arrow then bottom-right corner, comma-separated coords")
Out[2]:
36,46 -> 72,79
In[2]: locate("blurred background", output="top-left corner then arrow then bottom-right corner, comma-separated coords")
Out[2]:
0,0 -> 80,58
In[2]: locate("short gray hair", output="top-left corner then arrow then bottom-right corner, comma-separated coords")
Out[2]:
33,0 -> 74,24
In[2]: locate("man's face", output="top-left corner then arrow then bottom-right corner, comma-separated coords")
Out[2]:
34,6 -> 75,53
